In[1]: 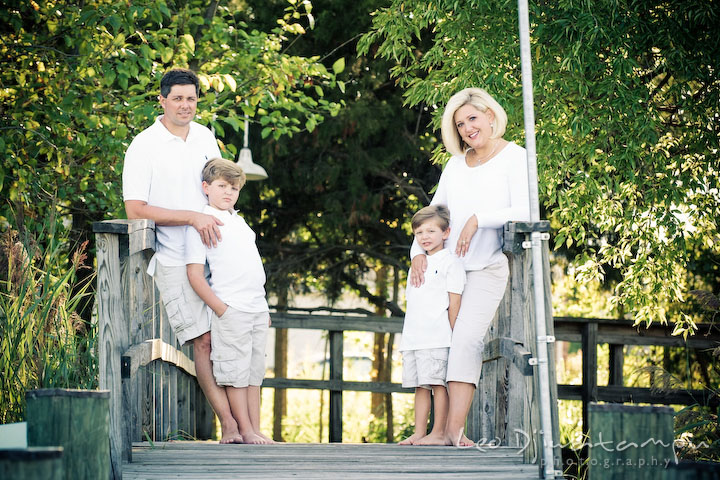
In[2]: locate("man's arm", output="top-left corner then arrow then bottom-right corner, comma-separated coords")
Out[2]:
448,292 -> 462,330
125,200 -> 223,247
186,263 -> 227,317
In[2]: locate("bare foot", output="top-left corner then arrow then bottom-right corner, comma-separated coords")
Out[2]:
219,424 -> 244,444
241,432 -> 269,445
414,432 -> 450,446
448,431 -> 475,447
257,431 -> 276,444
399,432 -> 426,445
220,433 -> 244,444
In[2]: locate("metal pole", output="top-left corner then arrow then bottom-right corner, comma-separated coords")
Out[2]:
517,0 -> 556,477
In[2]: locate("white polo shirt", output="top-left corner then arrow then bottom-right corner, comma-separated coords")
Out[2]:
399,249 -> 466,351
122,116 -> 221,273
185,205 -> 269,313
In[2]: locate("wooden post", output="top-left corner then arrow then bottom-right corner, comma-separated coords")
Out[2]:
0,448 -> 63,480
26,389 -> 110,480
588,403 -> 675,480
582,321 -> 599,437
609,344 -> 624,387
94,219 -> 153,477
470,221 -> 559,467
329,330 -> 343,443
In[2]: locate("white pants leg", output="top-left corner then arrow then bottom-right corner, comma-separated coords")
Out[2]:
446,256 -> 509,386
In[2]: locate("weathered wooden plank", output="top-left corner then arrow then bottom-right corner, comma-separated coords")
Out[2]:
270,314 -> 403,333
122,339 -> 197,379
479,360 -> 497,443
559,384 -> 720,407
329,330 -> 343,443
93,219 -> 155,256
588,403 -> 675,480
123,442 -> 542,480
261,378 -> 413,394
26,389 -> 110,480
554,317 -> 720,349
0,447 -> 63,480
94,231 -> 128,480
581,322 -> 598,436
608,344 -> 624,386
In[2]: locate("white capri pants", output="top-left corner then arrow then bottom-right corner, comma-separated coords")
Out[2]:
446,256 -> 509,386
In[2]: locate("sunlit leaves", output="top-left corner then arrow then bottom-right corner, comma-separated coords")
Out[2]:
1,0 -> 344,241
361,0 -> 720,331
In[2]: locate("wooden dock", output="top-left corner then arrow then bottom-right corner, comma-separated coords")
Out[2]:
122,442 -> 542,479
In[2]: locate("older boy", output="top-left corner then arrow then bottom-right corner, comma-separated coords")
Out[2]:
122,68 -> 242,444
398,205 -> 465,445
185,158 -> 272,444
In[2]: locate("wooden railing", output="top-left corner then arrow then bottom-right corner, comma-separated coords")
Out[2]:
93,220 -> 214,479
93,219 -> 560,477
554,316 -> 720,435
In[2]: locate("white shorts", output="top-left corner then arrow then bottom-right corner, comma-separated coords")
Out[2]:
402,348 -> 449,389
446,256 -> 509,386
153,261 -> 210,346
211,308 -> 269,388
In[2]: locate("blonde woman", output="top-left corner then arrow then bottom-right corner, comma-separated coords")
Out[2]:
409,88 -> 530,446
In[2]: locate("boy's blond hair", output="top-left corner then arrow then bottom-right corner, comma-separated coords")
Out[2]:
202,157 -> 247,189
411,205 -> 450,231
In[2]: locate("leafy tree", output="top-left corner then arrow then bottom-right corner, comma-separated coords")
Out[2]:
0,0 -> 342,243
238,0 -> 438,313
359,0 -> 720,334
239,0 -> 440,442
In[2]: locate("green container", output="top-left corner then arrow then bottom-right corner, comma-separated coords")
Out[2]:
26,389 -> 110,480
0,447 -> 63,480
588,403 -> 675,480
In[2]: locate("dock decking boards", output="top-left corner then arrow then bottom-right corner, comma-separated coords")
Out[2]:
123,442 -> 542,479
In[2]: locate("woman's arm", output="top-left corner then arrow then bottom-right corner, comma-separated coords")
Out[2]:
473,151 -> 531,228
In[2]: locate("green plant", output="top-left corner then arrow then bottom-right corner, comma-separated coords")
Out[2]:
672,289 -> 720,462
0,221 -> 97,424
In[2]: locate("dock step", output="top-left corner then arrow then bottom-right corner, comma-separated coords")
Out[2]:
123,442 -> 542,479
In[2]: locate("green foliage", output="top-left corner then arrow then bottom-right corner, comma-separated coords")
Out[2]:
0,224 -> 96,424
360,0 -> 720,332
235,0 -> 437,312
0,0 -> 343,238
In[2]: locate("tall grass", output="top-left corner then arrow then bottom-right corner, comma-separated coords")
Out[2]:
0,223 -> 97,424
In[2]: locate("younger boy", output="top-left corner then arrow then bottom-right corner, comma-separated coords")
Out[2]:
185,158 -> 272,444
398,205 -> 465,445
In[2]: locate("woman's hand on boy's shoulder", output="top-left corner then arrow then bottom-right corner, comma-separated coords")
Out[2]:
410,254 -> 427,287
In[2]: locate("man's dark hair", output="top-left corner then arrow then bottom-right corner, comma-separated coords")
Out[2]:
160,68 -> 199,97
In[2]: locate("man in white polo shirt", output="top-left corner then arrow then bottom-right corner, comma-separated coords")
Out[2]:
122,68 -> 243,444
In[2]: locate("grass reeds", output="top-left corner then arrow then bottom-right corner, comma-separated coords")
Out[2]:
0,223 -> 97,424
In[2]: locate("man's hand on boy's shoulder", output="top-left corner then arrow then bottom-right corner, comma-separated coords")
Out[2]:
190,212 -> 224,248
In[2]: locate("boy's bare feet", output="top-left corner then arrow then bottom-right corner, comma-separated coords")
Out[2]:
257,431 -> 276,444
220,421 -> 244,444
399,432 -> 426,445
447,431 -> 475,447
414,432 -> 449,445
241,432 -> 270,444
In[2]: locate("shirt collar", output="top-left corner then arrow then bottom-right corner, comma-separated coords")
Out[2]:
152,115 -> 199,142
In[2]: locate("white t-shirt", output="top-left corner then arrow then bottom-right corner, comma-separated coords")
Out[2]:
122,116 -> 222,273
399,249 -> 466,351
411,142 -> 531,270
185,205 -> 269,313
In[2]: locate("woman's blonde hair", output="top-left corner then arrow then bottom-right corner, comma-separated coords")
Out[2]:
440,88 -> 508,157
